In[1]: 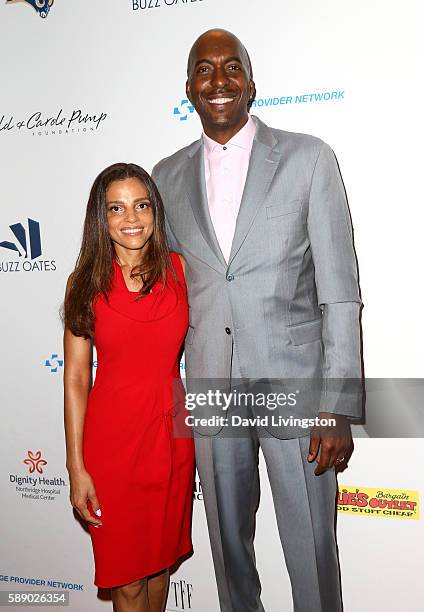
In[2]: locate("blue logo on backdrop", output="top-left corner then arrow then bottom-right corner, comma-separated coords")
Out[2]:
251,89 -> 345,109
173,99 -> 195,122
45,354 -> 63,373
0,218 -> 41,260
6,0 -> 54,19
0,219 -> 57,272
43,355 -> 97,371
3,574 -> 84,591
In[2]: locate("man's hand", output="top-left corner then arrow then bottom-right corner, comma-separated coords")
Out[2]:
307,413 -> 353,475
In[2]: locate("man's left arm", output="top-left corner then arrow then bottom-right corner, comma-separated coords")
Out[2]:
306,142 -> 363,474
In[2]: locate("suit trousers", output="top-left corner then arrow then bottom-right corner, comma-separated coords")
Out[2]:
195,345 -> 343,612
195,432 -> 342,612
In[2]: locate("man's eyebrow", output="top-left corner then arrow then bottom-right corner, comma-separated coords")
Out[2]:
194,56 -> 243,67
193,58 -> 213,67
224,56 -> 243,64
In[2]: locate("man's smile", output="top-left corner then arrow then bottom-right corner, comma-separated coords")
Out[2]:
207,96 -> 236,105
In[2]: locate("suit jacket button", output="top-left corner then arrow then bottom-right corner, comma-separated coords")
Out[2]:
226,274 -> 234,282
225,327 -> 231,335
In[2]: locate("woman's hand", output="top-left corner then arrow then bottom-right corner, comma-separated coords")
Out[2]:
69,467 -> 103,528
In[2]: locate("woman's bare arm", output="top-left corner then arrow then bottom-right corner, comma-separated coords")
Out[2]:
63,275 -> 102,526
63,275 -> 91,472
63,330 -> 91,472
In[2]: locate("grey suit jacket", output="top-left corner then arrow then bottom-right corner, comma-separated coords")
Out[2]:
152,115 -> 362,438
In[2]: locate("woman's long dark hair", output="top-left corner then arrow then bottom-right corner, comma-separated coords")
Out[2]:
63,162 -> 176,339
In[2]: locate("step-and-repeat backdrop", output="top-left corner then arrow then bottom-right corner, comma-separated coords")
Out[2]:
1,1 -> 423,610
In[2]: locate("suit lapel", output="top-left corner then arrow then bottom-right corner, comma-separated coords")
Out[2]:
183,117 -> 281,271
228,117 -> 281,266
184,142 -> 227,270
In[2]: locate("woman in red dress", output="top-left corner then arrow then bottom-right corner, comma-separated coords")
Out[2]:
63,163 -> 194,611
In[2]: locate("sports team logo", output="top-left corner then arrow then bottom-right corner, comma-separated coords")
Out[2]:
6,0 -> 54,19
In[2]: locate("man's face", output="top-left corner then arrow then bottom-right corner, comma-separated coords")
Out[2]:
186,32 -> 255,134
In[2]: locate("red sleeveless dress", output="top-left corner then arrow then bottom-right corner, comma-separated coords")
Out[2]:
82,252 -> 194,588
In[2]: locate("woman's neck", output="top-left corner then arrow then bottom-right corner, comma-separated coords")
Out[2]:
114,246 -> 145,269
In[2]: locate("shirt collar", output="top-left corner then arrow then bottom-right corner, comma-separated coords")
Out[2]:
202,114 -> 256,156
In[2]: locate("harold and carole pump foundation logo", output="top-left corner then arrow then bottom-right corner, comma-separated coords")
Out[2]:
6,0 -> 54,19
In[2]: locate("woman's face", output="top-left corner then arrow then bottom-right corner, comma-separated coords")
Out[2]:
106,177 -> 154,255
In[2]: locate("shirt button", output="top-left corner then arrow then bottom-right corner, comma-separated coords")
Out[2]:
225,327 -> 231,335
223,146 -> 227,151
226,274 -> 234,282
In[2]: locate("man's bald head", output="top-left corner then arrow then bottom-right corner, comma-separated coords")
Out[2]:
187,29 -> 253,78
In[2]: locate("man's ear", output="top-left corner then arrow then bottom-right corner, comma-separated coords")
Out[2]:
248,80 -> 256,110
186,79 -> 192,103
249,79 -> 256,102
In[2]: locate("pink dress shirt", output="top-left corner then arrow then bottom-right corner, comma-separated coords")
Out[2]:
203,115 -> 256,262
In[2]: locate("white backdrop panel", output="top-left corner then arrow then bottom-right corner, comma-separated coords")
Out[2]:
1,1 -> 423,610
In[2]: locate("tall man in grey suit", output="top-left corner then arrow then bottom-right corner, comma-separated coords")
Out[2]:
152,29 -> 362,612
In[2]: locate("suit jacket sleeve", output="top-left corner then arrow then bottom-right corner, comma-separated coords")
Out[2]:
307,142 -> 363,418
152,162 -> 180,253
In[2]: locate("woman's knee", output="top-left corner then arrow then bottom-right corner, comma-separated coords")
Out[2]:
113,578 -> 147,600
